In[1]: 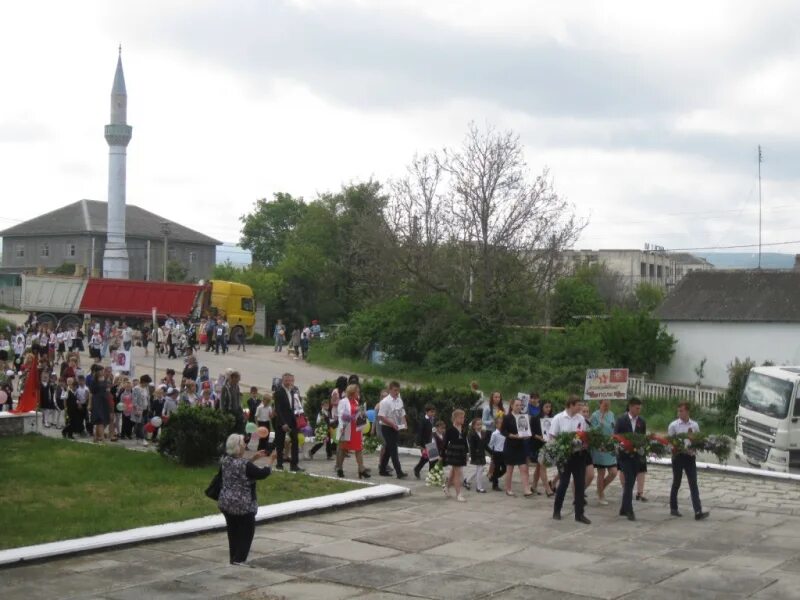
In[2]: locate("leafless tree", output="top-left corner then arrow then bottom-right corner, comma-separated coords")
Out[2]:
386,123 -> 586,323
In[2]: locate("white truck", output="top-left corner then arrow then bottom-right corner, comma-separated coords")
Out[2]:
734,366 -> 800,472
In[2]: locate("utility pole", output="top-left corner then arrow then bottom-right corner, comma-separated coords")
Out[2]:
758,145 -> 763,269
160,222 -> 171,281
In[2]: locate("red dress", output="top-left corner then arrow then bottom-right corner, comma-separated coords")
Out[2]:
340,397 -> 363,452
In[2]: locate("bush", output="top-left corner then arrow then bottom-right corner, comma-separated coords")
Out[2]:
716,357 -> 756,431
158,405 -> 234,466
305,379 -> 479,445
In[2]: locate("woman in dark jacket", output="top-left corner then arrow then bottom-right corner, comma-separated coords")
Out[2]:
218,433 -> 275,566
502,398 -> 532,497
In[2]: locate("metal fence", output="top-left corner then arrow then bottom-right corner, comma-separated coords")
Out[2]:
627,376 -> 723,408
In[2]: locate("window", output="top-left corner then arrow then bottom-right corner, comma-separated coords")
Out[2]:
189,251 -> 197,264
14,245 -> 24,258
648,264 -> 655,277
241,297 -> 254,312
657,265 -> 663,278
640,262 -> 646,277
40,243 -> 49,258
66,243 -> 76,257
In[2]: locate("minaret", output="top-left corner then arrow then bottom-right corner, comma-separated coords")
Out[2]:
102,46 -> 132,279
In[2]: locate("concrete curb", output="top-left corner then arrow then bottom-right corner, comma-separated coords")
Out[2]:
0,483 -> 408,567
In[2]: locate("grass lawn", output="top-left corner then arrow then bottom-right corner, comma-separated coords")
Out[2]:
0,435 -> 360,550
308,339 -> 730,435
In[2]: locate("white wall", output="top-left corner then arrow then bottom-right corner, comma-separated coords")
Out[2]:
657,321 -> 800,388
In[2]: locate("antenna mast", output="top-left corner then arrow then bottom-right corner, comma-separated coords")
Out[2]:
758,145 -> 763,269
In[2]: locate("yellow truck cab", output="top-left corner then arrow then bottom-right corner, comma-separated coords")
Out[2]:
207,280 -> 256,339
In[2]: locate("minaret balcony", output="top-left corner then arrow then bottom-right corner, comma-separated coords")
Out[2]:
104,124 -> 132,146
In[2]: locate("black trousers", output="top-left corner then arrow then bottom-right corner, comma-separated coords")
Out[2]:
554,451 -> 586,518
310,438 -> 334,458
379,426 -> 403,474
222,511 -> 256,563
490,451 -> 506,485
274,426 -> 299,468
670,453 -> 702,514
619,454 -> 639,515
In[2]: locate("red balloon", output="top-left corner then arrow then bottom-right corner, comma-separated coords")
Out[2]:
144,422 -> 155,433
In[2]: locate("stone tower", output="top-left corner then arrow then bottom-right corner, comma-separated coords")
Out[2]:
102,47 -> 132,279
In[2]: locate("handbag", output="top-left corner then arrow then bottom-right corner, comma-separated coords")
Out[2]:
205,467 -> 222,501
295,414 -> 308,430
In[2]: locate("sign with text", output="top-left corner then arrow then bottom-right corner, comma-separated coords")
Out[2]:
584,368 -> 629,401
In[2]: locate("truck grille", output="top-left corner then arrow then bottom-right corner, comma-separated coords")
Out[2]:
742,438 -> 769,463
737,417 -> 776,437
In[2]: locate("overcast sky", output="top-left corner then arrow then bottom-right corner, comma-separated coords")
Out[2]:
3,0 -> 800,258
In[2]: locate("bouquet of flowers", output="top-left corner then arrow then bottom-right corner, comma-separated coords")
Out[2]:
669,432 -> 731,464
314,421 -> 328,443
646,434 -> 673,458
542,431 -> 588,470
612,433 -> 651,459
363,434 -> 381,454
586,428 -> 616,453
425,462 -> 445,487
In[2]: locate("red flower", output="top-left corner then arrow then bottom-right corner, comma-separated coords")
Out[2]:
612,434 -> 634,453
576,430 -> 589,448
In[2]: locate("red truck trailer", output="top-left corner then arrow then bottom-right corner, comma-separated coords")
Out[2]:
21,274 -> 203,329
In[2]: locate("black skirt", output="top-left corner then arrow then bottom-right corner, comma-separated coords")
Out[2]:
445,442 -> 468,467
503,439 -> 527,466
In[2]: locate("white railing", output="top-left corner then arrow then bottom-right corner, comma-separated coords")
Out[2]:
627,377 -> 723,408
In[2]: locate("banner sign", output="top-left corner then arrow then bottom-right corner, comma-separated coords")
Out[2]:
584,368 -> 629,401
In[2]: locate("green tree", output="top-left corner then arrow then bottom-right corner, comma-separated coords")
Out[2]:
166,260 -> 189,282
239,192 -> 307,266
716,357 -> 755,430
599,309 -> 675,374
551,276 -> 605,326
635,283 -> 665,312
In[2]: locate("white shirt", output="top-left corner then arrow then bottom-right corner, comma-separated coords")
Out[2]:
488,429 -> 506,452
122,327 -> 132,343
548,410 -> 587,440
668,418 -> 700,436
378,395 -> 405,428
629,414 -> 640,431
255,404 -> 273,422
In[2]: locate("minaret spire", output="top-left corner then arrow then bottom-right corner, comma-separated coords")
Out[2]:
102,48 -> 132,279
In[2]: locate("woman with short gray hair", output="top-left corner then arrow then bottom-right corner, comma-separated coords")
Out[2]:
218,433 -> 275,566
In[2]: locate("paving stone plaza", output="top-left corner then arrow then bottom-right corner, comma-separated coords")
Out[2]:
2,451 -> 800,600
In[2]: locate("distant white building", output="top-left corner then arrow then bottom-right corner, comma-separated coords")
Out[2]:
655,270 -> 800,388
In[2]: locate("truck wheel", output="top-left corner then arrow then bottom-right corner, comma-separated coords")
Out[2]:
231,326 -> 246,342
38,313 -> 58,328
59,315 -> 82,330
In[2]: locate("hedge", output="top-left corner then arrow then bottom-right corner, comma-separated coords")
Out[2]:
158,405 -> 234,466
305,379 -> 480,445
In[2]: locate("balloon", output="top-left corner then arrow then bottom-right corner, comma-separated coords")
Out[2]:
243,408 -> 250,416
366,409 -> 376,423
116,402 -> 124,411
245,422 -> 257,434
144,422 -> 155,433
256,426 -> 269,439
297,433 -> 305,446
150,416 -> 163,428
302,425 -> 313,437
361,421 -> 371,435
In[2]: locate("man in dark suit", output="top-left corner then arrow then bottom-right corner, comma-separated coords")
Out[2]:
614,397 -> 646,521
273,372 -> 302,472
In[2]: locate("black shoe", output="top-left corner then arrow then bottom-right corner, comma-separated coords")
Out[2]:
290,466 -> 304,473
670,510 -> 683,517
336,469 -> 345,478
359,470 -> 371,479
274,465 -> 284,471
576,515 -> 592,525
619,509 -> 627,516
397,472 -> 408,480
636,494 -> 648,502
553,512 -> 562,521
413,468 -> 421,480
695,511 -> 710,521
626,512 -> 636,521
378,470 -> 391,476
492,483 -> 500,491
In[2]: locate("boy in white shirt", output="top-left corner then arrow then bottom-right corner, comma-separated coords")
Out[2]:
667,402 -> 709,521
